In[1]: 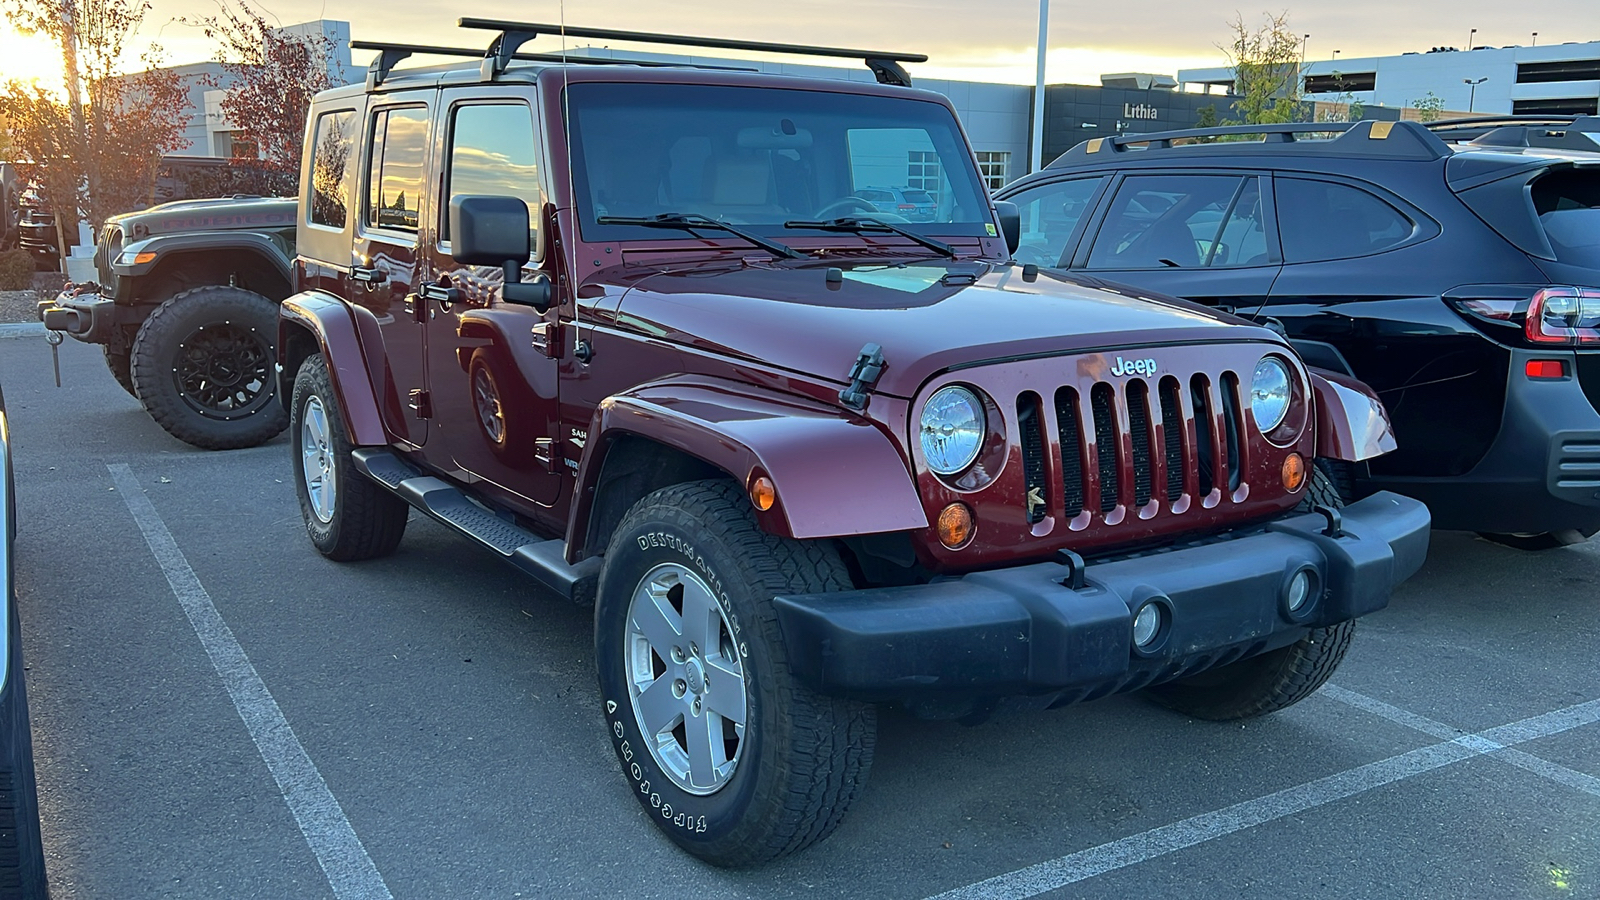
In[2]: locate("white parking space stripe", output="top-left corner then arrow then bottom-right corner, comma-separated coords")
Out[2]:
926,690 -> 1600,900
1322,684 -> 1600,799
109,463 -> 394,900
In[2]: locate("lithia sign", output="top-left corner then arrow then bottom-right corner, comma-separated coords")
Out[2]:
1124,102 -> 1159,120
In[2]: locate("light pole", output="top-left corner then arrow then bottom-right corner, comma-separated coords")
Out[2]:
1302,34 -> 1311,59
1332,49 -> 1341,60
1468,28 -> 1477,50
1030,0 -> 1049,173
1532,32 -> 1538,47
1464,76 -> 1488,112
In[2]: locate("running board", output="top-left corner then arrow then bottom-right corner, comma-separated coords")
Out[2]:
352,448 -> 599,602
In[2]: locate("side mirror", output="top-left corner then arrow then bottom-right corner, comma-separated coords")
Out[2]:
993,200 -> 1021,256
449,194 -> 551,312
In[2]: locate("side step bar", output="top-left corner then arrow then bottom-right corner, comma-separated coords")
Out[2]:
352,448 -> 600,603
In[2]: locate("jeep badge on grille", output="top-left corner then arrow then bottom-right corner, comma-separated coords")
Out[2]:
1109,356 -> 1158,377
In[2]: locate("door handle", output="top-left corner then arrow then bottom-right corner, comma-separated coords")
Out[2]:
350,265 -> 387,285
421,281 -> 458,309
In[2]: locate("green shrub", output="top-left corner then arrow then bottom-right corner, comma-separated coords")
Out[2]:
0,249 -> 34,291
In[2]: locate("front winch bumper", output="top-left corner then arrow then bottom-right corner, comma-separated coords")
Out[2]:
37,287 -> 121,346
772,491 -> 1429,704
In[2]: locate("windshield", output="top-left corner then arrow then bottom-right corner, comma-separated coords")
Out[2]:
566,82 -> 995,242
1533,169 -> 1600,269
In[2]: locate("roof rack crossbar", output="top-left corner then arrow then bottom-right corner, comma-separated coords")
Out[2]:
1107,121 -> 1355,149
1425,114 -> 1580,131
456,17 -> 926,85
351,39 -> 759,86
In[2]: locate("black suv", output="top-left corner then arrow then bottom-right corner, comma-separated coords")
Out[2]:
995,117 -> 1600,549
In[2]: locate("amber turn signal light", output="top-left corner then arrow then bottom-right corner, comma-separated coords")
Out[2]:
937,503 -> 974,549
1282,452 -> 1306,492
133,251 -> 157,265
748,476 -> 776,511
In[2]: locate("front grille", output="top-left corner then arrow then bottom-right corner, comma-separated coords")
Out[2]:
1031,371 -> 1246,520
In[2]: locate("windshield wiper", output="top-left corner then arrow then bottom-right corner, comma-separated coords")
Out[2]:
596,213 -> 804,260
782,216 -> 957,259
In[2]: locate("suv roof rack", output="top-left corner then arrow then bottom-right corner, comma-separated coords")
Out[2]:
455,18 -> 926,86
1048,120 -> 1451,168
1427,115 -> 1600,152
352,39 -> 758,89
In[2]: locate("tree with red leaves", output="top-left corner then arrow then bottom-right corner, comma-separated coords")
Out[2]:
188,0 -> 336,194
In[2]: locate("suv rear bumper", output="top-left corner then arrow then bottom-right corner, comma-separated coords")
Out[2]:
772,491 -> 1428,707
1367,349 -> 1600,534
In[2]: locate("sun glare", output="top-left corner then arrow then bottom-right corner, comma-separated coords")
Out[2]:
0,25 -> 68,94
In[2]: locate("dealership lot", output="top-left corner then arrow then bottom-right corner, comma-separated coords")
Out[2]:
2,334 -> 1597,899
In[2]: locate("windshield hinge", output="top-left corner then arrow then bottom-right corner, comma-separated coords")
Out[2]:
838,343 -> 886,411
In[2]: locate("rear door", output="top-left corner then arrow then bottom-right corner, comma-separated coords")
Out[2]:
355,93 -> 435,446
1069,171 -> 1280,312
422,87 -> 564,508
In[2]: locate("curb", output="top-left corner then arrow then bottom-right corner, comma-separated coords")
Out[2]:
0,323 -> 45,339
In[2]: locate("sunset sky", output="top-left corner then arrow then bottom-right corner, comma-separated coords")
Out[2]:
0,0 -> 1593,92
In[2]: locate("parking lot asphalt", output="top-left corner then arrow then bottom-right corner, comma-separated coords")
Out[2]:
2,334 -> 1597,899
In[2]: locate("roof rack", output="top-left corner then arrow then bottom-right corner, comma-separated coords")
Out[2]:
351,39 -> 757,89
1429,115 -> 1600,152
455,18 -> 926,86
1048,120 -> 1450,167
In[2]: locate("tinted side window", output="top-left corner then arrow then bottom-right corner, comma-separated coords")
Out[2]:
1086,174 -> 1244,269
309,110 -> 357,228
445,103 -> 541,248
1006,176 -> 1103,267
366,106 -> 429,232
1277,178 -> 1414,262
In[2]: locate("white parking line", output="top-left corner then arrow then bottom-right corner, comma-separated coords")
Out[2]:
1321,684 -> 1600,799
926,690 -> 1600,900
109,463 -> 394,900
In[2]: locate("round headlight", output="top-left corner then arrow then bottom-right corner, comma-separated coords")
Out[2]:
920,386 -> 986,475
1251,357 -> 1292,433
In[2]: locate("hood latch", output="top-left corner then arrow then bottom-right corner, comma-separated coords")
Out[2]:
838,343 -> 886,411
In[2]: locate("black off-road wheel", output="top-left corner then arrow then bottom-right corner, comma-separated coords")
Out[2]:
290,354 -> 409,561
596,480 -> 876,867
1145,461 -> 1355,721
102,345 -> 136,398
130,285 -> 288,449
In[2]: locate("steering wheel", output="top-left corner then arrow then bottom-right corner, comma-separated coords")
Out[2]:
813,196 -> 878,219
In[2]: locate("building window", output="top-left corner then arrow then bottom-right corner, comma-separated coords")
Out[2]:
907,150 -> 941,201
975,151 -> 1011,192
1516,59 -> 1600,84
1512,97 -> 1599,116
1304,71 -> 1377,94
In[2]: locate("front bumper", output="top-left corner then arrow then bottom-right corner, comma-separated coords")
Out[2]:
1367,349 -> 1600,534
37,287 -> 127,346
773,491 -> 1429,708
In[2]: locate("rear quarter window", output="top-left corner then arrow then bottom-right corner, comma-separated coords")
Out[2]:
1276,178 -> 1414,262
308,110 -> 357,229
1532,168 -> 1600,268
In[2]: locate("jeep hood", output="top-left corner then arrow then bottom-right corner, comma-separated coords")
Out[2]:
107,196 -> 297,235
604,260 -> 1279,398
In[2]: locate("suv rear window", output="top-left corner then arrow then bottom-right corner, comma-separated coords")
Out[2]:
1276,178 -> 1414,262
1532,168 -> 1600,268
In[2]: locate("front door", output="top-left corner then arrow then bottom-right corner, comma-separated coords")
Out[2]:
353,96 -> 435,446
421,90 -> 564,508
1070,172 -> 1281,314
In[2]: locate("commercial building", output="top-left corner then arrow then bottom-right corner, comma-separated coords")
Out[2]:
1179,39 -> 1600,117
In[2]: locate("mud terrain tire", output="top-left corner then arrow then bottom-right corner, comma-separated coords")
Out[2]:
596,479 -> 875,866
130,285 -> 288,449
103,346 -> 136,398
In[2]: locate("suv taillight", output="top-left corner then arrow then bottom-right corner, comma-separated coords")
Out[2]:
1526,287 -> 1600,345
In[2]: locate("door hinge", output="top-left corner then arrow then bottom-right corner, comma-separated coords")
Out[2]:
534,437 -> 558,473
408,389 -> 432,418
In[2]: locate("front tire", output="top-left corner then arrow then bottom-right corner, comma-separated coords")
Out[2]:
1146,460 -> 1355,720
130,285 -> 288,449
103,345 -> 136,398
595,480 -> 875,866
290,354 -> 408,561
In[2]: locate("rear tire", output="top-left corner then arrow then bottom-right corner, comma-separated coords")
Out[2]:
291,354 -> 408,561
595,479 -> 875,866
130,285 -> 288,449
1147,458 -> 1355,720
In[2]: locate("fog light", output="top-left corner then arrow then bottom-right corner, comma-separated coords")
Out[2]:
1282,452 -> 1306,492
1287,569 -> 1315,612
1132,602 -> 1162,648
936,503 -> 974,549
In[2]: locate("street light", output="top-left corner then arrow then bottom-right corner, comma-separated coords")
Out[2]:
1468,28 -> 1477,51
1332,50 -> 1341,60
1532,32 -> 1538,47
1302,34 -> 1311,59
1031,0 -> 1050,173
1464,76 -> 1488,112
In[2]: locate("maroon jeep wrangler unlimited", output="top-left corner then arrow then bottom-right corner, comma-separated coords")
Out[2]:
279,20 -> 1430,866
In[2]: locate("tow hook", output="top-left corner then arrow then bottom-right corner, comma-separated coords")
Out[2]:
1312,505 -> 1344,538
